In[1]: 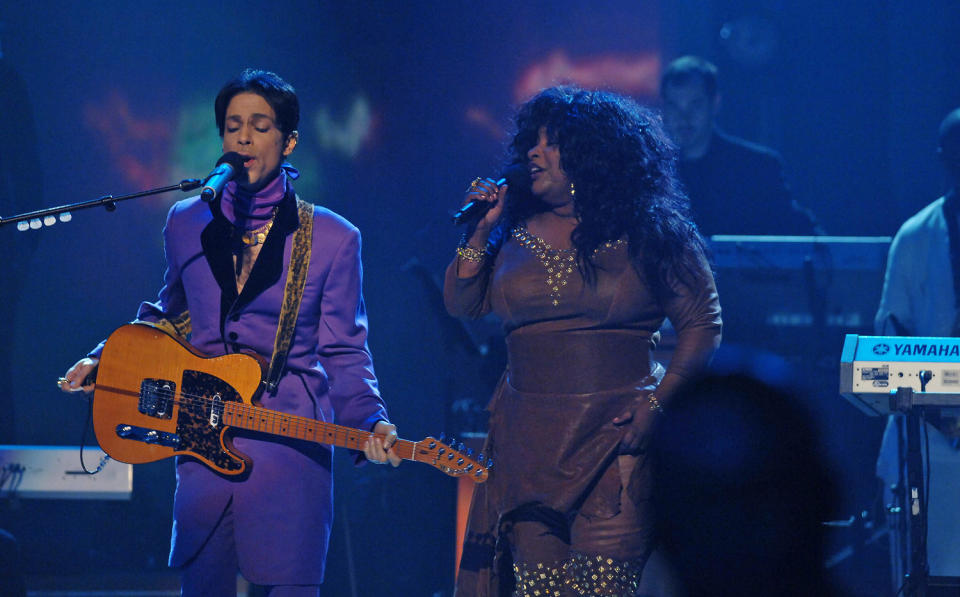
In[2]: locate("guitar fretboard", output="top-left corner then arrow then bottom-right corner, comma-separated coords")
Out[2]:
222,401 -> 416,461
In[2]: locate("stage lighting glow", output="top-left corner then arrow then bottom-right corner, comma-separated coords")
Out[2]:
83,91 -> 173,190
312,96 -> 376,157
514,49 -> 661,102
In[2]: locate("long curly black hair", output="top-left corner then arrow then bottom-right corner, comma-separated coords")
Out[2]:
496,86 -> 708,291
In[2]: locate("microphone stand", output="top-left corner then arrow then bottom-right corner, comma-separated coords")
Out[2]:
0,178 -> 203,231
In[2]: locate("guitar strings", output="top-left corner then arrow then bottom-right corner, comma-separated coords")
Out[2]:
133,386 -> 413,454
120,386 -> 485,474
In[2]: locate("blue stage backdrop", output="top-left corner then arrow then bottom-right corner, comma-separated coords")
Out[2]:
1,0 -> 958,594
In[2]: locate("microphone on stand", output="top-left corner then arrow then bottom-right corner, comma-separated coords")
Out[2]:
200,152 -> 247,202
452,163 -> 529,226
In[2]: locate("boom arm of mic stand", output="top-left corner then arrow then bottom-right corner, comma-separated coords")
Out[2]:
0,178 -> 203,230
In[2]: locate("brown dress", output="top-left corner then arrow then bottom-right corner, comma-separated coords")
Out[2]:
445,226 -> 721,596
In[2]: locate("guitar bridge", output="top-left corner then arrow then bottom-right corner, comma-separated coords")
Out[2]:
139,378 -> 176,419
116,424 -> 180,448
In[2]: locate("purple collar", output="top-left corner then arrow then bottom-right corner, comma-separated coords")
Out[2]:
220,163 -> 299,230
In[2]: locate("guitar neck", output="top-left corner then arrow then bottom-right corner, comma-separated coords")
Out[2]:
221,401 -> 416,460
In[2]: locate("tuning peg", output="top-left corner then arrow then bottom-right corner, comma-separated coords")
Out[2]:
477,453 -> 485,463
428,440 -> 437,449
465,448 -> 474,457
437,447 -> 446,455
438,432 -> 446,443
465,464 -> 474,471
486,459 -> 494,469
457,442 -> 465,452
448,437 -> 457,448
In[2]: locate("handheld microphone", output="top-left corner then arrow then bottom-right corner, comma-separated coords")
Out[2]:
200,152 -> 247,202
452,164 -> 529,226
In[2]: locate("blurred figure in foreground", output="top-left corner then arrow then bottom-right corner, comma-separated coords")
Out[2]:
0,30 -> 42,444
650,372 -> 839,597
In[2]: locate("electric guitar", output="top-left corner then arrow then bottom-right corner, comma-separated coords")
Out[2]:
89,322 -> 488,482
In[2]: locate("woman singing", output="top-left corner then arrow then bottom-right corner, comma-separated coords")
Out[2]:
446,86 -> 722,596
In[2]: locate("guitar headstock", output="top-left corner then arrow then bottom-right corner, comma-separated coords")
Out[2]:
412,436 -> 489,483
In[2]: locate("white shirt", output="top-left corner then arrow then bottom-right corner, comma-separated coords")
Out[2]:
875,193 -> 958,337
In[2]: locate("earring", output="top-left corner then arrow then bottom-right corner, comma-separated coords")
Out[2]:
569,182 -> 576,198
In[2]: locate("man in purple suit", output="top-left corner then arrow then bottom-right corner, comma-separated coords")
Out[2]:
61,69 -> 399,596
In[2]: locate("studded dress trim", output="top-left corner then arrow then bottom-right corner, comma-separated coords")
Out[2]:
514,560 -> 564,596
513,552 -> 645,596
512,226 -> 627,307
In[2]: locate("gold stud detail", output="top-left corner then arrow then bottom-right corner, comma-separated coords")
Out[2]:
513,226 -> 625,308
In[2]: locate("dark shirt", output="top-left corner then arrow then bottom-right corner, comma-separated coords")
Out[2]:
678,129 -> 816,237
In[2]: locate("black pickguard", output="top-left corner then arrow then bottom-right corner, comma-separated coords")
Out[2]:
176,370 -> 245,472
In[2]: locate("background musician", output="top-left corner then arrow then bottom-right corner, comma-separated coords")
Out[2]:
874,107 -> 960,591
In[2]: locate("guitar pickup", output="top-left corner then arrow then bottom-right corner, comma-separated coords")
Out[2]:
139,379 -> 176,419
209,393 -> 223,428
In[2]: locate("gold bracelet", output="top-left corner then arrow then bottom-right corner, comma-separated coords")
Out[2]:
648,394 -> 663,412
456,244 -> 487,263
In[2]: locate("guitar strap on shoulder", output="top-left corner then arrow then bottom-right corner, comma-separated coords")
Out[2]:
151,310 -> 192,340
264,197 -> 314,395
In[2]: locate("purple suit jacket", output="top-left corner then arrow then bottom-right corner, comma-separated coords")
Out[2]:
92,190 -> 388,583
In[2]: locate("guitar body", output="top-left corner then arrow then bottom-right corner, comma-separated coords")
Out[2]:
93,323 -> 266,475
91,322 -> 490,482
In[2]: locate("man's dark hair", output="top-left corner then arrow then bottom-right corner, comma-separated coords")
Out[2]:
660,55 -> 720,100
214,69 -> 299,139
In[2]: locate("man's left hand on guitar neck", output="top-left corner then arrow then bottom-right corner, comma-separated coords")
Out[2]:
365,421 -> 401,467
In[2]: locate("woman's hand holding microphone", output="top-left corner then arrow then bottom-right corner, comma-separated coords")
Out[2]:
454,176 -> 508,277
